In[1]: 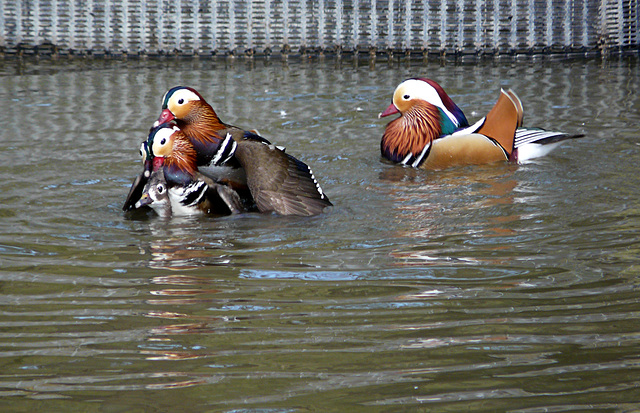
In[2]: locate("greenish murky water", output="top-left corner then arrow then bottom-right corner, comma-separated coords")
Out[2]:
0,56 -> 639,412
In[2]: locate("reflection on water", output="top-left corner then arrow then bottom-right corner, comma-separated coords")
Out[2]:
141,217 -> 237,270
0,56 -> 639,411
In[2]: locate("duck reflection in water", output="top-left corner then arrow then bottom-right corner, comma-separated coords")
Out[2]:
378,164 -> 521,267
135,214 -> 238,271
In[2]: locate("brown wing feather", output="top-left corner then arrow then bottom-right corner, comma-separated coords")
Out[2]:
233,140 -> 332,216
476,89 -> 521,155
173,92 -> 330,215
504,89 -> 524,127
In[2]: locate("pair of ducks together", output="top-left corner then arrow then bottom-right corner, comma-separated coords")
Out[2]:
123,78 -> 582,218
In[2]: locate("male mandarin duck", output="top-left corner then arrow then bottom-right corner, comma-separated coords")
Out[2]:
149,86 -> 332,216
153,86 -> 253,145
379,78 -> 583,169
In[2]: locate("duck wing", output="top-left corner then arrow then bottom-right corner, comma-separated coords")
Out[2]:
233,139 -> 332,216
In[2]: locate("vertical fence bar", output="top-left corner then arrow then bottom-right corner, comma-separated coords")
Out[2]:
335,0 -> 342,49
191,0 -> 199,53
318,0 -> 325,50
300,0 -> 308,49
370,0 -> 377,50
0,0 -> 5,49
440,0 -> 447,51
15,0 -> 23,47
211,0 -> 217,52
283,0 -> 290,49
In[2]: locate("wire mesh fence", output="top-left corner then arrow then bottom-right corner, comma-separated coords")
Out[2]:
1,0 -> 638,57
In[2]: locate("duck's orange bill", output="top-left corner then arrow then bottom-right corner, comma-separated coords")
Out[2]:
379,103 -> 399,118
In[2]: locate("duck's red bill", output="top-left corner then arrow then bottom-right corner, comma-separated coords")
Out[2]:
156,109 -> 175,124
379,103 -> 399,118
152,157 -> 165,170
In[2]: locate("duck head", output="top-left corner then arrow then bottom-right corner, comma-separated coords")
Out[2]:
147,122 -> 182,171
149,123 -> 198,181
136,169 -> 172,218
379,78 -> 469,164
154,86 -> 225,140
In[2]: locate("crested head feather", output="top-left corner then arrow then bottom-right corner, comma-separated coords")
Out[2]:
149,124 -> 181,157
418,78 -> 469,128
162,86 -> 203,109
393,78 -> 468,129
381,101 -> 442,163
149,124 -> 198,178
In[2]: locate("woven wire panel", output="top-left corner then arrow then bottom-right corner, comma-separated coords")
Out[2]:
0,0 -> 637,56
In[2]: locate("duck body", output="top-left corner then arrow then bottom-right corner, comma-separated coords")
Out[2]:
150,86 -> 332,216
136,168 -> 245,218
380,78 -> 583,170
418,132 -> 508,170
164,175 -> 245,217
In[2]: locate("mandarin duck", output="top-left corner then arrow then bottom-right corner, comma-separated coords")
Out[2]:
150,86 -> 332,216
154,122 -> 331,216
151,123 -> 249,214
379,78 -> 583,169
154,86 -> 258,143
136,167 -> 245,218
132,122 -> 330,216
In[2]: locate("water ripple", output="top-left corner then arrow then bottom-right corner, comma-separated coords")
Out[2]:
0,57 -> 638,411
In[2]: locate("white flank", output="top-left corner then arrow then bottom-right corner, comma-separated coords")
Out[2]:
517,142 -> 563,162
514,128 -> 570,162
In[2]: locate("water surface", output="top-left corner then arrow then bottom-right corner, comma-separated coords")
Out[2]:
0,56 -> 639,411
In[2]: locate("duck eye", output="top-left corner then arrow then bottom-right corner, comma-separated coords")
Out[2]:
403,94 -> 410,100
177,98 -> 184,105
160,138 -> 166,145
157,184 -> 165,193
